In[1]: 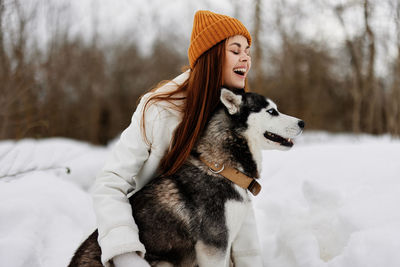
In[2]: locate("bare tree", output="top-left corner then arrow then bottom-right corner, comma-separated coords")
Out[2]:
333,1 -> 364,133
0,0 -> 9,137
362,0 -> 379,133
252,0 -> 263,91
0,0 -> 39,139
332,0 -> 383,134
0,0 -> 9,78
387,0 -> 400,135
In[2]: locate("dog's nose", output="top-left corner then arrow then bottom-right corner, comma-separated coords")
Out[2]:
298,120 -> 305,129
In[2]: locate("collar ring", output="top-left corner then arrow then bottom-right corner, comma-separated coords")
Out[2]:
209,164 -> 225,174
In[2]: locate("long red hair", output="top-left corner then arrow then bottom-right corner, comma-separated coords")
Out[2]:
141,39 -> 248,176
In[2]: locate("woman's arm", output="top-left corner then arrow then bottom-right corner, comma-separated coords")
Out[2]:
92,94 -> 166,266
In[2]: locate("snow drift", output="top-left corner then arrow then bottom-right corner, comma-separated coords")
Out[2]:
0,133 -> 399,267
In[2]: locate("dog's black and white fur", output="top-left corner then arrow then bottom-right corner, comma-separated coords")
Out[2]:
69,89 -> 304,267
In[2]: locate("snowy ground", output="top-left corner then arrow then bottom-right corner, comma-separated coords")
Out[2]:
1,132 -> 399,267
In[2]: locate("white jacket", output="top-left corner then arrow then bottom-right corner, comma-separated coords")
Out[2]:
92,71 -> 264,267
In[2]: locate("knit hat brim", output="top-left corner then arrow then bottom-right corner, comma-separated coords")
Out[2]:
188,11 -> 252,68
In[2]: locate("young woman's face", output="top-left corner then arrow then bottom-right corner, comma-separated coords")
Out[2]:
223,35 -> 251,89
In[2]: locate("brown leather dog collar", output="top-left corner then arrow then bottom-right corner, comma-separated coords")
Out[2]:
200,157 -> 262,196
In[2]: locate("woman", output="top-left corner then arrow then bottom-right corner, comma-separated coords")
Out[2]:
93,10 -> 263,267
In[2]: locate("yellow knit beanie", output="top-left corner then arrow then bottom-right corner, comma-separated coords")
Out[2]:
188,10 -> 252,68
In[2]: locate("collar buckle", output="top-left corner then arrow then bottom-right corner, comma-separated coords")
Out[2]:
248,179 -> 261,196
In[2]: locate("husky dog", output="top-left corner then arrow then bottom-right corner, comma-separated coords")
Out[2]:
69,89 -> 304,267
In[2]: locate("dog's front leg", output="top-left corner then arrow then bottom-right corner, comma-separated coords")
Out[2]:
195,241 -> 228,267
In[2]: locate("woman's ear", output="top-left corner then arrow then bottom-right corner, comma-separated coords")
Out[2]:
220,88 -> 242,115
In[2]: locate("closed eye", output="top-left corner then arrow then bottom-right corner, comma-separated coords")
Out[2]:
267,108 -> 279,116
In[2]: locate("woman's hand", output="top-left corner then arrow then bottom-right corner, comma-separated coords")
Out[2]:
113,252 -> 151,267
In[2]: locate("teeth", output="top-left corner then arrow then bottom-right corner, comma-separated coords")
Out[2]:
288,138 -> 291,142
233,68 -> 246,74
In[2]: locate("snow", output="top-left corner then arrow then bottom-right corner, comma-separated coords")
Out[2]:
255,133 -> 400,267
1,132 -> 399,267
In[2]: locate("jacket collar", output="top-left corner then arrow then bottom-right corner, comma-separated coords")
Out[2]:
151,70 -> 189,118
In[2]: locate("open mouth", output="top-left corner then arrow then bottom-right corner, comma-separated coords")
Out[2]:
264,131 -> 294,147
233,68 -> 246,76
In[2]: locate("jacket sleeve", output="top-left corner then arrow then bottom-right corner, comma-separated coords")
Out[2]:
231,202 -> 264,267
92,94 -> 164,266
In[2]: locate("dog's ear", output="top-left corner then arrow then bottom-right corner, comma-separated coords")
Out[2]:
220,88 -> 242,115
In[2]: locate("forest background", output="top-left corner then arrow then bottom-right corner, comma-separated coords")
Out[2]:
1,0 -> 399,144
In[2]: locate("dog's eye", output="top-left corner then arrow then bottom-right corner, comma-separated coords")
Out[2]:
267,109 -> 279,116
